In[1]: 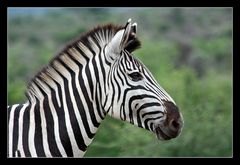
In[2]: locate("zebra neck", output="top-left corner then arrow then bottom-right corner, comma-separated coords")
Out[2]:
34,72 -> 107,156
11,64 -> 108,157
20,28 -> 115,156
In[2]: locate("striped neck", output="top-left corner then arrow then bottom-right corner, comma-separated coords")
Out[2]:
8,54 -> 108,156
8,25 -> 127,157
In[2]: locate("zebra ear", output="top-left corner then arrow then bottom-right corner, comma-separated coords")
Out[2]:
125,22 -> 141,53
105,19 -> 133,57
119,18 -> 132,49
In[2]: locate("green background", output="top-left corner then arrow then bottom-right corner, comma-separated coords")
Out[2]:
8,8 -> 232,157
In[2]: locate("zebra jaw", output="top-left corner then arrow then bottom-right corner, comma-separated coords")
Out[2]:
155,126 -> 172,141
154,124 -> 182,141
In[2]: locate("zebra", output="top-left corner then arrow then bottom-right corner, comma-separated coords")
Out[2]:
8,19 -> 184,157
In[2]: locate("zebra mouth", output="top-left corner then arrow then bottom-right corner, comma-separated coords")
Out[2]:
155,127 -> 171,140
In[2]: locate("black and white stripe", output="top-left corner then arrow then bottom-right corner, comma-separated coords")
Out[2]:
8,19 -> 183,157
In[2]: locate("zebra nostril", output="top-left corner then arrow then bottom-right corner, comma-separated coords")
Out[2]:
170,119 -> 180,130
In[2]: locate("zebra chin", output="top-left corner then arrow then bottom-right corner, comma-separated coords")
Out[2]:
154,126 -> 182,141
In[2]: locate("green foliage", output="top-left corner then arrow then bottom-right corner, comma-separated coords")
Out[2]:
8,80 -> 26,105
8,8 -> 232,157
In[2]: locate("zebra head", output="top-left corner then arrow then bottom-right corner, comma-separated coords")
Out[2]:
104,19 -> 184,141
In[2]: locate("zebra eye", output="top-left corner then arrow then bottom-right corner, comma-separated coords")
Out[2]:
128,72 -> 143,81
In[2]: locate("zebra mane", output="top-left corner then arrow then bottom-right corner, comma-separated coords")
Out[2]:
25,23 -> 141,101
